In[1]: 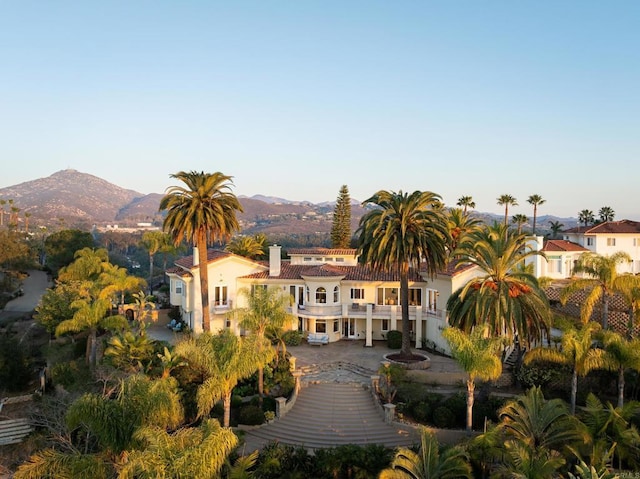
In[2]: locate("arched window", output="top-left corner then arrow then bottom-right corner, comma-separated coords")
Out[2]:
333,285 -> 340,303
316,287 -> 326,304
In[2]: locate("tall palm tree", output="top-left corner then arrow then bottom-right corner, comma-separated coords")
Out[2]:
456,195 -> 476,215
356,190 -> 449,358
497,194 -> 518,226
527,194 -> 546,235
578,210 -> 595,228
560,252 -> 634,330
446,207 -> 481,252
225,234 -> 267,259
615,274 -> 640,338
236,286 -> 296,405
549,220 -> 564,239
174,330 -> 272,427
599,331 -> 640,408
159,171 -> 243,332
598,206 -> 615,223
442,325 -> 505,433
525,322 -> 605,414
118,418 -> 238,479
511,214 -> 529,234
447,223 -> 551,347
379,427 -> 472,479
141,230 -> 168,289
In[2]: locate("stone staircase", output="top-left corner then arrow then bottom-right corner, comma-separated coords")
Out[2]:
240,382 -> 420,452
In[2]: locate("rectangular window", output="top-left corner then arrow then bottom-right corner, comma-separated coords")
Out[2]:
175,283 -> 182,294
587,237 -> 594,246
426,289 -> 438,312
381,319 -> 389,331
350,288 -> 365,300
377,287 -> 399,305
316,321 -> 326,333
408,288 -> 422,306
304,257 -> 312,262
607,238 -> 616,246
634,238 -> 640,247
547,256 -> 562,273
335,258 -> 345,262
333,320 -> 340,332
214,286 -> 228,306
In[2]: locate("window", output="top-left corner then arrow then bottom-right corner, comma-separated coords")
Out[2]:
377,287 -> 399,305
350,288 -> 365,300
426,289 -> 438,312
607,238 -> 616,246
333,286 -> 339,303
305,286 -> 310,302
408,288 -> 422,306
304,257 -> 312,262
381,319 -> 389,331
634,238 -> 640,247
547,256 -> 562,273
175,283 -> 182,294
251,284 -> 267,294
335,258 -> 345,263
587,237 -> 594,246
316,287 -> 327,304
214,286 -> 228,306
333,320 -> 340,332
316,321 -> 326,333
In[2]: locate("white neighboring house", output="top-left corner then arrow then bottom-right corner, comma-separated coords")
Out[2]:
561,220 -> 640,274
166,245 -> 482,352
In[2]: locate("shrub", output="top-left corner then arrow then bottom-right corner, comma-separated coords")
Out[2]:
386,330 -> 402,349
432,406 -> 455,428
238,405 -> 265,425
0,332 -> 31,392
282,330 -> 302,346
231,394 -> 243,409
516,360 -> 565,389
411,401 -> 432,423
443,393 -> 467,426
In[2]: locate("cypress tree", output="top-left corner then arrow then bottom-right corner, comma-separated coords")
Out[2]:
331,185 -> 352,248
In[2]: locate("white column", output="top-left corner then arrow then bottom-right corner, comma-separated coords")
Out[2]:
390,305 -> 397,331
415,308 -> 422,349
365,303 -> 373,347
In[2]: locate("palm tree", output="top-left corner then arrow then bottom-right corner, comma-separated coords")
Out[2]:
14,450 -> 110,479
494,441 -> 566,479
599,331 -> 640,408
578,393 -> 640,472
98,262 -> 146,308
525,322 -> 605,414
442,325 -> 505,433
457,195 -> 476,215
55,297 -> 128,367
378,427 -> 472,479
159,171 -> 243,332
446,207 -> 481,252
225,234 -> 267,259
615,274 -> 640,338
24,211 -> 32,233
527,194 -> 546,235
578,210 -> 595,228
497,194 -> 518,226
549,220 -> 564,239
174,330 -> 272,427
511,213 -> 529,234
141,230 -> 168,289
560,252 -> 634,330
236,286 -> 296,405
356,190 -> 449,358
117,419 -> 238,479
447,223 -> 551,347
0,198 -> 5,226
598,206 -> 615,223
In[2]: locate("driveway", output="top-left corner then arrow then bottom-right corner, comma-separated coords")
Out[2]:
0,270 -> 51,321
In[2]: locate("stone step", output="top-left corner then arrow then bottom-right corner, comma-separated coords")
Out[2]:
242,382 -> 420,452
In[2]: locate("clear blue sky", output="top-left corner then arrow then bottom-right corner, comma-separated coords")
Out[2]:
1,1 -> 638,220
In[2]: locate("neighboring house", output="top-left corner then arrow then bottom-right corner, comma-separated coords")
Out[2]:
562,220 -> 640,274
539,239 -> 589,279
166,245 -> 481,352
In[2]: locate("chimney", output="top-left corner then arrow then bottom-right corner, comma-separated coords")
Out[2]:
269,245 -> 281,277
193,246 -> 199,267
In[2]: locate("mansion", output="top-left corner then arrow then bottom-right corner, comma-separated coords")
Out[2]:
167,245 -> 481,352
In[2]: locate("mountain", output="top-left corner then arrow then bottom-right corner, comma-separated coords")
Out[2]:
0,169 -> 579,235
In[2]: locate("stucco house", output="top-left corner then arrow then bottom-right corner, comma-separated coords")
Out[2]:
166,245 -> 482,352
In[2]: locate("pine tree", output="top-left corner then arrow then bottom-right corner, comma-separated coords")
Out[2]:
331,185 -> 352,248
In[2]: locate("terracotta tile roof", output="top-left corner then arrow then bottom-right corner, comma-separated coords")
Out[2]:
241,262 -> 426,282
563,220 -> 640,235
165,266 -> 192,278
174,249 -> 263,269
435,261 -> 479,277
542,240 -> 589,252
301,264 -> 348,278
287,248 -> 357,256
